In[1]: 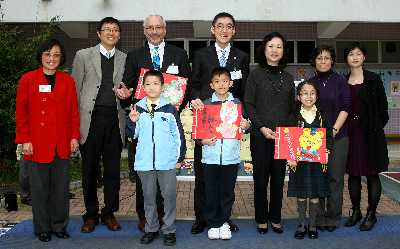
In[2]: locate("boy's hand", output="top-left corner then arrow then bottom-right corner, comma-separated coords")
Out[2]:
190,98 -> 204,110
175,163 -> 182,169
70,138 -> 79,153
114,82 -> 133,99
129,104 -> 140,122
202,136 -> 217,146
240,118 -> 251,131
22,142 -> 33,155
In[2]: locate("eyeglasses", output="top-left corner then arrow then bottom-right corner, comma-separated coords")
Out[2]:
214,24 -> 234,31
144,26 -> 165,32
42,52 -> 61,59
316,56 -> 332,62
100,28 -> 120,33
300,92 -> 317,97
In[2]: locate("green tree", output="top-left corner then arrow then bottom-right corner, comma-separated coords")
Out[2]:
0,11 -> 59,184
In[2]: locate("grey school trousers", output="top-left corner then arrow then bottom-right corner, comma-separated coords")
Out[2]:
138,169 -> 176,234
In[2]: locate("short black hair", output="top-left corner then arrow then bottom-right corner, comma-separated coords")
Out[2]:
210,66 -> 231,81
256,31 -> 288,68
143,69 -> 164,85
212,12 -> 236,27
36,38 -> 66,67
97,17 -> 122,32
344,42 -> 366,60
310,44 -> 336,67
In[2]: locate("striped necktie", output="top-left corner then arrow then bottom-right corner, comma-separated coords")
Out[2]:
152,46 -> 160,70
219,49 -> 227,67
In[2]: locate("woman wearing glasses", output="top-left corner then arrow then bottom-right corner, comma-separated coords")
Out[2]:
245,32 -> 295,234
344,42 -> 389,231
15,39 -> 80,242
308,45 -> 351,232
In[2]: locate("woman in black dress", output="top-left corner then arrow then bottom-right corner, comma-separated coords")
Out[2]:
344,42 -> 389,231
245,32 -> 295,234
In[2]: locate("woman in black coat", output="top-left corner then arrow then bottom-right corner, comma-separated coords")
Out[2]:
344,42 -> 389,231
244,32 -> 295,234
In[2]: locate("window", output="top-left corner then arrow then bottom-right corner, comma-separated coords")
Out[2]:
382,41 -> 400,63
166,40 -> 185,50
297,41 -> 315,64
336,41 -> 379,63
188,40 -> 208,62
232,41 -> 251,55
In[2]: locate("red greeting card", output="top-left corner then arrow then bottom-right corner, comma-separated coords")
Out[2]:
274,127 -> 327,164
192,101 -> 242,140
134,68 -> 188,108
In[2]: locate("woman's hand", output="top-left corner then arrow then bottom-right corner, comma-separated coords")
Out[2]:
129,104 -> 140,122
22,142 -> 33,155
202,137 -> 217,146
114,82 -> 133,100
260,127 -> 275,139
287,159 -> 297,172
70,139 -> 79,153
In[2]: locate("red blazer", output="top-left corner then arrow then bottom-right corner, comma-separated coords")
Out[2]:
15,68 -> 80,163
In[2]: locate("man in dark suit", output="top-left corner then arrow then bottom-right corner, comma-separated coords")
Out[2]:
190,12 -> 249,234
122,14 -> 191,232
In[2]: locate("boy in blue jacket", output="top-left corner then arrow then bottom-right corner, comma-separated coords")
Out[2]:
126,70 -> 186,246
195,67 -> 249,240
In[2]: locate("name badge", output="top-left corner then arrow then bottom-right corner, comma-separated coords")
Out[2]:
39,84 -> 51,93
166,64 -> 179,74
230,70 -> 242,80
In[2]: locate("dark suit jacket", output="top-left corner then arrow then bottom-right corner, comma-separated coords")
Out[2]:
346,69 -> 389,172
122,43 -> 191,109
190,45 -> 249,101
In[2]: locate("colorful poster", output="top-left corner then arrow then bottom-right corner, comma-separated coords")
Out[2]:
134,68 -> 188,108
192,101 -> 242,140
274,127 -> 328,164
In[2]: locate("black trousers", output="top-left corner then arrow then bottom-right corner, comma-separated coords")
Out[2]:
80,106 -> 122,220
29,156 -> 69,234
251,135 -> 286,224
203,164 -> 238,228
193,143 -> 207,223
19,159 -> 31,199
127,137 -> 164,219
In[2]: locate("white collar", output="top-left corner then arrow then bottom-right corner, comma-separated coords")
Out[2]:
300,105 -> 317,124
99,44 -> 115,58
148,41 -> 165,50
215,42 -> 231,53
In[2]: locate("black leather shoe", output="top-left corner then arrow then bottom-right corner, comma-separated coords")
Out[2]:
191,220 -> 206,234
271,223 -> 284,234
163,233 -> 176,246
140,232 -> 159,244
227,219 -> 239,232
54,231 -> 70,239
38,232 -> 52,242
344,208 -> 362,227
294,225 -> 307,239
326,226 -> 336,232
256,224 -> 268,234
359,211 -> 377,231
308,226 -> 319,239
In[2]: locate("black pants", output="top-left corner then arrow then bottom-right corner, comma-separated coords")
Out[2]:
29,157 -> 69,234
251,135 -> 286,224
19,159 -> 31,199
127,137 -> 164,219
193,143 -> 206,223
80,106 -> 122,220
203,164 -> 238,228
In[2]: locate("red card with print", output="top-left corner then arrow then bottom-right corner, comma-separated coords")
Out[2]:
134,68 -> 188,108
274,127 -> 327,164
192,101 -> 242,140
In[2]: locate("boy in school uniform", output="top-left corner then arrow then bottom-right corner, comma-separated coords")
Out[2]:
126,70 -> 186,246
195,67 -> 250,240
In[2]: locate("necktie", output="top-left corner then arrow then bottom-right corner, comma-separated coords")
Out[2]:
152,46 -> 160,70
219,49 -> 227,67
106,51 -> 112,59
150,104 -> 157,118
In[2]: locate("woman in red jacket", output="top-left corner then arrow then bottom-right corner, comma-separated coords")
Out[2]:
15,39 -> 80,242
